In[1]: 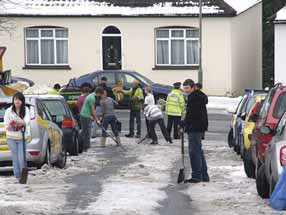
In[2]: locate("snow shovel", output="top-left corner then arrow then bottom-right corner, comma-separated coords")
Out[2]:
97,122 -> 127,151
137,134 -> 149,144
177,126 -> 185,184
19,127 -> 28,184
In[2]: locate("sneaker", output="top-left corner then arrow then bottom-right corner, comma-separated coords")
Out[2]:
168,139 -> 173,144
149,141 -> 158,145
125,134 -> 134,138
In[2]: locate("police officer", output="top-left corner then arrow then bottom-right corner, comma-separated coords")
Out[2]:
165,82 -> 185,139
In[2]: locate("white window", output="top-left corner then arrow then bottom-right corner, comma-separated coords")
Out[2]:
156,28 -> 199,66
25,28 -> 68,65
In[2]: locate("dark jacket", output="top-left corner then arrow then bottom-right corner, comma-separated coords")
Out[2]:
95,83 -> 115,107
184,90 -> 208,132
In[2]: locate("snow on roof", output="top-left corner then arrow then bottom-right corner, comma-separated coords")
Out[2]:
0,0 -> 238,17
276,5 -> 286,22
224,0 -> 261,14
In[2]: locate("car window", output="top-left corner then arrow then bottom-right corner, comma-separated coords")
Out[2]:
273,93 -> 286,119
259,89 -> 275,119
133,72 -> 153,85
42,100 -> 69,118
37,101 -> 51,121
98,73 -> 115,85
245,97 -> 256,114
92,75 -> 99,86
236,95 -> 248,115
117,73 -> 137,85
276,112 -> 286,136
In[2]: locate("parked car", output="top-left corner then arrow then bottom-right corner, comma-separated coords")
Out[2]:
264,111 -> 286,197
12,76 -> 35,87
249,83 -> 286,198
0,96 -> 66,169
228,89 -> 267,155
37,94 -> 82,156
60,70 -> 172,107
242,99 -> 264,178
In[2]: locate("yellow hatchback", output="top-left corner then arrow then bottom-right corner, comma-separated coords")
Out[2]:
242,95 -> 265,178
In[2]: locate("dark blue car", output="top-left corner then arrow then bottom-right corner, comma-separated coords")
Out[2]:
60,70 -> 172,107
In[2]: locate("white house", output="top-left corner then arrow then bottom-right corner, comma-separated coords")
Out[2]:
0,0 -> 262,96
275,5 -> 286,84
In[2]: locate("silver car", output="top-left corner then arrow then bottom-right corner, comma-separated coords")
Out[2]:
0,95 -> 66,168
265,111 -> 286,196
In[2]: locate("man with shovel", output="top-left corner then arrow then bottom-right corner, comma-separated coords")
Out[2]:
182,79 -> 209,183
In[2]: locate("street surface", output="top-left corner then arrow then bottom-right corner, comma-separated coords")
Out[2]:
1,109 -> 286,215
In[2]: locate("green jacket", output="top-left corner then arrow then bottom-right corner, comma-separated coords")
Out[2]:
165,89 -> 185,116
123,87 -> 144,111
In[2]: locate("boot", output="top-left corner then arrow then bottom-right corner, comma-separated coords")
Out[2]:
100,137 -> 106,147
116,136 -> 121,147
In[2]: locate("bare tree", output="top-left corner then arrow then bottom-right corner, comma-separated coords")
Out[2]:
0,0 -> 18,35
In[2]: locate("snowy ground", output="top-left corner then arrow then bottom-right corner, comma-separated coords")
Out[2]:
0,136 -> 285,215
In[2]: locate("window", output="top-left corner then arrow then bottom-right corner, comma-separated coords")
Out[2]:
98,73 -> 115,85
42,100 -> 68,118
25,28 -> 68,65
276,112 -> 286,136
156,28 -> 199,66
118,73 -> 137,85
273,93 -> 286,119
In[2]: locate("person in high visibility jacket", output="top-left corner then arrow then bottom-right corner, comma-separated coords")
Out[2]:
122,80 -> 144,138
165,82 -> 185,139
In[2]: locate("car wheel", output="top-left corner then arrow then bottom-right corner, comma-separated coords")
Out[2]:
228,128 -> 234,148
44,144 -> 52,168
256,163 -> 270,199
55,145 -> 67,169
243,150 -> 255,179
70,134 -> 79,156
269,174 -> 276,197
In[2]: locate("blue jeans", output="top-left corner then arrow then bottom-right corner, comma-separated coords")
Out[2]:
7,139 -> 25,179
188,132 -> 209,181
102,115 -> 119,137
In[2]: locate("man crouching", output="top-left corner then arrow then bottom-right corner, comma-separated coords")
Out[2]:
144,104 -> 173,145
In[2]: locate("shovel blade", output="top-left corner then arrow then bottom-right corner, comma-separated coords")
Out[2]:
19,168 -> 28,184
177,168 -> 185,184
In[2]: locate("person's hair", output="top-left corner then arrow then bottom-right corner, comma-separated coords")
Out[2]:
145,87 -> 152,93
196,83 -> 202,90
96,87 -> 105,95
183,79 -> 195,87
12,92 -> 26,119
81,87 -> 90,94
53,83 -> 61,90
101,77 -> 107,81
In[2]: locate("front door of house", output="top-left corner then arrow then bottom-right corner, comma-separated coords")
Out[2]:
102,36 -> 122,70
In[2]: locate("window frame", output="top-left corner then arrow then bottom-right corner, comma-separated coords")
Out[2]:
155,28 -> 199,67
25,27 -> 69,66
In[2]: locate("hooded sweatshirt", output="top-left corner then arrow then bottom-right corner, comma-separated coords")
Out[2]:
184,90 -> 208,132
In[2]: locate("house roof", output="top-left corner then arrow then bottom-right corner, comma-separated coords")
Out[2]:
275,5 -> 286,23
0,0 -> 260,17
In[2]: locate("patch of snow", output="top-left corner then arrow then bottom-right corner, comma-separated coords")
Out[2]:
276,6 -> 286,21
207,96 -> 242,111
23,84 -> 54,95
224,0 -> 261,14
0,0 -> 225,16
81,139 -> 180,215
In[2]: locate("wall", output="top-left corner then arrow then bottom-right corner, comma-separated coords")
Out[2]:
275,23 -> 286,84
0,16 -> 232,95
230,3 -> 263,96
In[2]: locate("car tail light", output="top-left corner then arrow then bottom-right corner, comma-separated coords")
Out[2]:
29,151 -> 40,156
62,118 -> 74,129
280,146 -> 286,167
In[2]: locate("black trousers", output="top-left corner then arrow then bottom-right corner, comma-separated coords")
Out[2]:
129,110 -> 141,136
145,117 -> 150,137
167,115 -> 181,139
149,118 -> 171,143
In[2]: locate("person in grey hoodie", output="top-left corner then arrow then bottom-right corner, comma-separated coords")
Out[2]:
96,87 -> 121,147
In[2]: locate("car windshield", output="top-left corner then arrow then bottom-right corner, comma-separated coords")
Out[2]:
133,72 -> 153,85
41,100 -> 69,118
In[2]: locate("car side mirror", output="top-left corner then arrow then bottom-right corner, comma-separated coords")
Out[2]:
240,112 -> 246,121
259,126 -> 272,135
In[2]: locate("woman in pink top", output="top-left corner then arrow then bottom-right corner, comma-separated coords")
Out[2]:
77,87 -> 90,112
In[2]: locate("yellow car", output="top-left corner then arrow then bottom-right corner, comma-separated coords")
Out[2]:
242,95 -> 265,178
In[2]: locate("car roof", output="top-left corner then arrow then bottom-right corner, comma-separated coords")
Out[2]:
26,94 -> 64,100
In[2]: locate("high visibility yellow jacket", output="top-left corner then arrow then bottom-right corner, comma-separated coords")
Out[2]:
123,87 -> 144,111
165,89 -> 185,116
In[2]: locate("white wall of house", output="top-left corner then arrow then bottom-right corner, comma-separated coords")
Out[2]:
231,3 -> 262,95
0,11 -> 261,95
275,23 -> 286,84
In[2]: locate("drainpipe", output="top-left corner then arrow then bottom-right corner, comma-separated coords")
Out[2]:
198,0 -> 203,84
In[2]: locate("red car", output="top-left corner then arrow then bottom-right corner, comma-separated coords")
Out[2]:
250,83 -> 286,198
